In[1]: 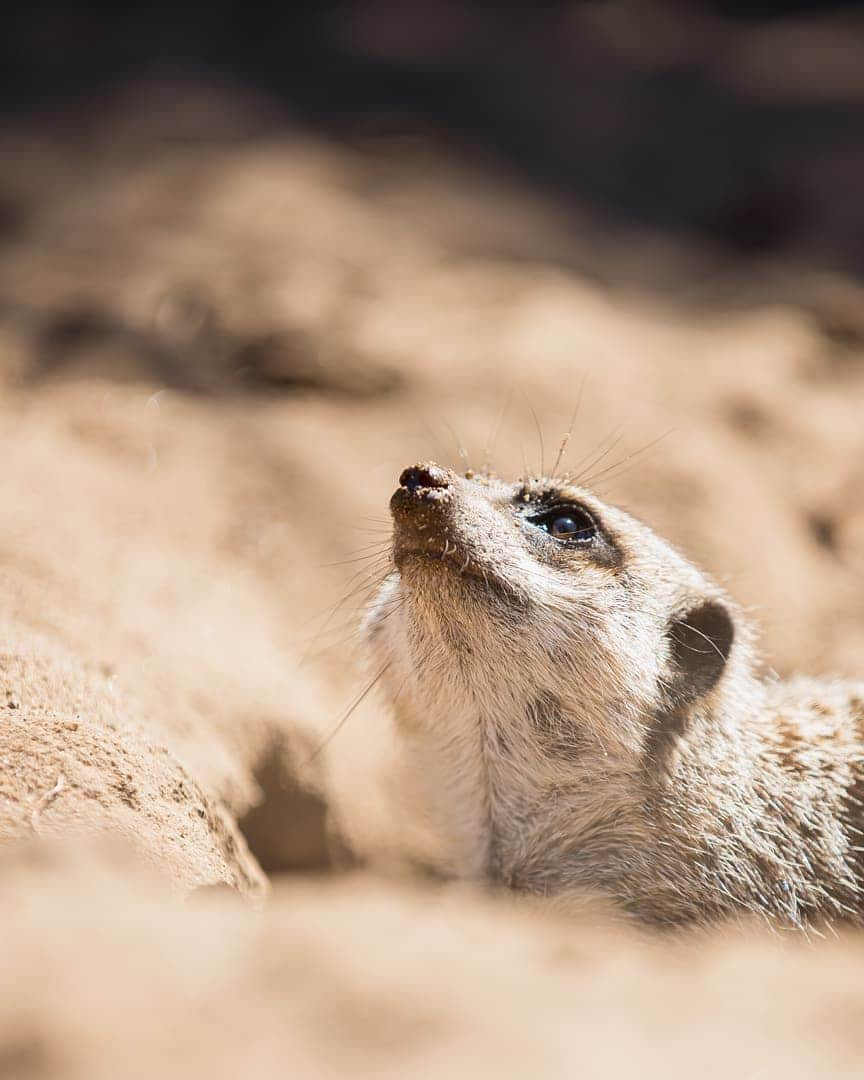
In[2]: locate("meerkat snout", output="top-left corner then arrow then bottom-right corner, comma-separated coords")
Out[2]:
390,462 -> 458,568
363,463 -> 864,930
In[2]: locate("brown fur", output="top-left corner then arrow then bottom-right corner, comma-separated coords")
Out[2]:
364,462 -> 864,929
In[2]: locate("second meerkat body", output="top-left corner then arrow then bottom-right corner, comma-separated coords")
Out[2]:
364,462 -> 864,929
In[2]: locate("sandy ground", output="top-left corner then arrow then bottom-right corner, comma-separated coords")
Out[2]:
2,87 -> 864,1075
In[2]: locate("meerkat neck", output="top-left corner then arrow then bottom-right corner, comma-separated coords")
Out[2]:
388,691 -> 495,881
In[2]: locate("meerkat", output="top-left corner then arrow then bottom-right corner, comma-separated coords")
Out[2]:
362,461 -> 864,930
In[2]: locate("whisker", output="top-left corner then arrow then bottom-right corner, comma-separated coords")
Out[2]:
299,561 -> 392,663
676,619 -> 728,662
520,441 -> 529,480
580,429 -> 673,489
523,392 -> 545,478
482,386 -> 514,475
564,426 -> 624,484
443,420 -> 471,472
318,545 -> 392,569
304,661 -> 392,764
551,373 -> 588,479
569,431 -> 626,486
299,578 -> 397,662
410,406 -> 452,467
302,602 -> 397,661
328,557 -> 392,602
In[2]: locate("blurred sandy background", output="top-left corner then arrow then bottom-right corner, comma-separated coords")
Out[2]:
2,2 -> 864,1076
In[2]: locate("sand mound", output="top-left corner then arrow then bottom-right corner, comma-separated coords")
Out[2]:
0,620 -> 264,895
2,841 -> 864,1079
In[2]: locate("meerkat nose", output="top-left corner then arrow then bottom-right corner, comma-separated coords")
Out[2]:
398,463 -> 451,495
390,463 -> 455,545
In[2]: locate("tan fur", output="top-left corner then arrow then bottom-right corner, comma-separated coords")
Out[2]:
363,463 -> 864,930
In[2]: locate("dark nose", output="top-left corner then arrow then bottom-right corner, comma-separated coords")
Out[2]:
398,463 -> 451,495
390,462 -> 455,561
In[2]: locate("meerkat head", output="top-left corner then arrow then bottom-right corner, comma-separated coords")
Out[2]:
364,461 -> 746,771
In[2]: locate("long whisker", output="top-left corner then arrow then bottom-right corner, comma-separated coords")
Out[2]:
564,426 -> 624,484
551,373 -> 588,480
482,386 -> 514,475
315,557 -> 392,614
676,620 -> 727,662
524,393 -> 545,478
299,560 -> 392,663
443,420 -> 471,472
318,545 -> 392,568
304,661 -> 392,764
580,430 -> 673,489
302,595 -> 401,662
410,406 -> 452,467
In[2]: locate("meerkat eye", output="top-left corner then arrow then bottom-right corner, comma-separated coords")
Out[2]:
531,506 -> 597,543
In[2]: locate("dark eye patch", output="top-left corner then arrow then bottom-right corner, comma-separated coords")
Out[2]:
516,489 -> 624,572
528,504 -> 597,545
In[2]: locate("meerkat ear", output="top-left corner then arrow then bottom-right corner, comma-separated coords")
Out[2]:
666,598 -> 735,707
648,598 -> 735,771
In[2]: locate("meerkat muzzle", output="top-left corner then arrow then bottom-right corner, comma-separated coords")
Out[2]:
390,462 -> 465,569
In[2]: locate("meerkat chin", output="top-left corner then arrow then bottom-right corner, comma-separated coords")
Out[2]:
363,461 -> 864,930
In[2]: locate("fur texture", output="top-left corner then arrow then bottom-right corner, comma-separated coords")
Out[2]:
363,463 -> 864,930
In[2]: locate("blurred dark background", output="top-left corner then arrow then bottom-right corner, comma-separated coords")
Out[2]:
3,1 -> 864,274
